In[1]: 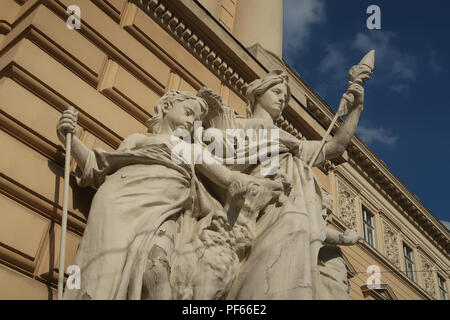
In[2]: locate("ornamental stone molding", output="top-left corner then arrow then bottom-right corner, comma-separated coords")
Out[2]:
382,221 -> 401,268
337,182 -> 357,230
420,255 -> 437,299
132,0 -> 306,143
132,0 -> 248,93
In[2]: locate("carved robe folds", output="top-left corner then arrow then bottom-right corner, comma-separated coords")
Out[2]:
64,135 -> 233,299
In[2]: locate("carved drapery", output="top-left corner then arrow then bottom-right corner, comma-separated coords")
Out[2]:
382,222 -> 400,268
321,189 -> 334,220
337,183 -> 357,229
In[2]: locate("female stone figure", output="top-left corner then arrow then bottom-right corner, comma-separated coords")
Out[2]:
58,90 -> 283,300
199,67 -> 368,299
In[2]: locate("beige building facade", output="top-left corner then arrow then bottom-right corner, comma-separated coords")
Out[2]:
0,0 -> 448,300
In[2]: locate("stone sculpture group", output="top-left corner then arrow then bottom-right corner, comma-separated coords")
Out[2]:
58,51 -> 374,300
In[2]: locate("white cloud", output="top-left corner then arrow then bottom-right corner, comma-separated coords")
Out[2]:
314,44 -> 348,98
352,31 -> 417,81
356,125 -> 398,146
319,44 -> 346,75
283,0 -> 325,63
392,56 -> 416,80
441,220 -> 450,230
389,83 -> 410,94
429,49 -> 442,73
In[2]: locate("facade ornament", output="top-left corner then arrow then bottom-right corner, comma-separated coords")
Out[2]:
420,255 -> 437,299
382,222 -> 401,268
337,183 -> 358,230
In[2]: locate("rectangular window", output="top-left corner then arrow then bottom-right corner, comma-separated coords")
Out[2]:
438,275 -> 447,300
403,243 -> 415,282
362,207 -> 375,248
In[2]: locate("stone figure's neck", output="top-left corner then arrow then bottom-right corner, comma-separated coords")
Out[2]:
252,104 -> 276,127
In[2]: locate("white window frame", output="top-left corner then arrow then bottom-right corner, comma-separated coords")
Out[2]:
362,206 -> 376,248
403,243 -> 415,282
438,274 -> 448,300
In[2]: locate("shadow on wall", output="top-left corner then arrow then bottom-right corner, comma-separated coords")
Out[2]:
42,159 -> 96,299
47,158 -> 96,221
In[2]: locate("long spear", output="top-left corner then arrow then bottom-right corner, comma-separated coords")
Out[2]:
57,106 -> 76,300
308,50 -> 375,168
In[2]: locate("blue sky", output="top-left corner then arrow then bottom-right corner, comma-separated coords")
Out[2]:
283,0 -> 450,225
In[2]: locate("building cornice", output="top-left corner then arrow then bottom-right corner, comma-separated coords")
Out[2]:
131,0 -> 262,95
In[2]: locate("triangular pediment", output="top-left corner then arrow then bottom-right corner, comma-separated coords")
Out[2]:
361,284 -> 398,300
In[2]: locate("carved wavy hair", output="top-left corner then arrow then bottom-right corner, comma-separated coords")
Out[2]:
145,90 -> 208,134
245,70 -> 291,118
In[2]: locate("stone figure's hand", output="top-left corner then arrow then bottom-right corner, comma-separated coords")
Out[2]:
347,82 -> 364,112
257,178 -> 284,198
57,107 -> 78,145
343,228 -> 362,245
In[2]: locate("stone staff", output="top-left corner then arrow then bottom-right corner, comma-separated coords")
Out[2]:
308,50 -> 375,167
57,106 -> 76,300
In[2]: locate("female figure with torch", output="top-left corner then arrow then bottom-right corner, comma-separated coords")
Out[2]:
200,50 -> 374,299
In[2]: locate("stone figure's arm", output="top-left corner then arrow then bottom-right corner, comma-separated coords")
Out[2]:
195,158 -> 283,194
56,108 -> 91,171
57,108 -> 149,162
323,83 -> 364,160
195,162 -> 232,188
276,127 -> 305,155
57,110 -> 149,188
325,228 -> 362,246
117,133 -> 146,151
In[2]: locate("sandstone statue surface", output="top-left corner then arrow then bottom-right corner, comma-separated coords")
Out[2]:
59,91 -> 284,299
59,50 -> 374,300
